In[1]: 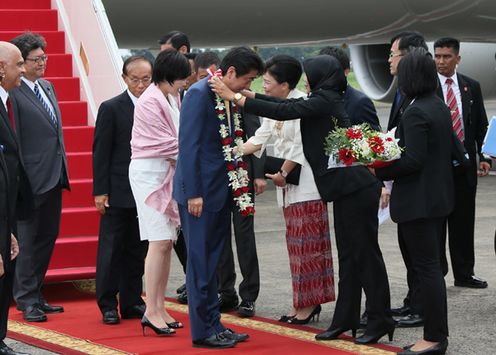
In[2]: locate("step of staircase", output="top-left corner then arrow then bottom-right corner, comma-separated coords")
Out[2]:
2,0 -> 51,9
0,31 -> 65,53
63,179 -> 94,208
63,126 -> 94,153
59,101 -> 88,126
45,54 -> 73,77
67,152 -> 93,180
60,207 -> 99,237
47,77 -> 80,101
0,10 -> 58,31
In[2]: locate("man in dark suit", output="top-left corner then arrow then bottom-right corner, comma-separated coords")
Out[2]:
92,56 -> 152,325
158,30 -> 190,54
434,37 -> 491,288
0,41 -> 30,355
10,33 -> 69,322
385,31 -> 429,328
173,47 -> 264,349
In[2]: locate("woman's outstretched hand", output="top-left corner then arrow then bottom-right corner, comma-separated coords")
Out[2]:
209,75 -> 234,100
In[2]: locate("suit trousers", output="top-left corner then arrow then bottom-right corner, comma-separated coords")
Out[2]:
217,206 -> 260,302
14,186 -> 62,310
330,182 -> 393,334
96,206 -> 148,314
400,217 -> 448,342
173,229 -> 187,274
179,199 -> 230,341
0,261 -> 14,340
441,174 -> 477,280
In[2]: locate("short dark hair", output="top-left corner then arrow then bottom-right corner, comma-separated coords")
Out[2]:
122,55 -> 153,76
433,37 -> 460,54
264,55 -> 302,90
319,46 -> 350,71
194,51 -> 220,70
152,48 -> 191,85
390,31 -> 428,53
184,52 -> 197,61
397,48 -> 438,99
219,46 -> 264,77
10,32 -> 46,59
158,31 -> 190,52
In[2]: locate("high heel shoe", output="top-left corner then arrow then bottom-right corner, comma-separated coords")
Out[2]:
141,316 -> 175,336
166,321 -> 184,329
315,327 -> 357,341
278,314 -> 296,322
287,305 -> 322,325
354,324 -> 395,344
397,339 -> 448,355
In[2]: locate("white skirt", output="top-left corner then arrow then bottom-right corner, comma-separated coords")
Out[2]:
129,157 -> 177,242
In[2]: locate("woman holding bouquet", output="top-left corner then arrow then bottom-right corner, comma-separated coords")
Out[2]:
240,55 -> 335,324
373,49 -> 453,355
210,55 -> 394,344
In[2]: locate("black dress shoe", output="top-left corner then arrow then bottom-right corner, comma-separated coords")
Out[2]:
397,338 -> 448,355
0,342 -> 29,355
315,327 -> 356,341
454,275 -> 488,288
176,283 -> 186,294
218,294 -> 239,313
354,324 -> 395,344
237,301 -> 255,317
219,328 -> 249,342
391,304 -> 411,317
177,290 -> 188,304
192,333 -> 236,349
40,303 -> 64,313
396,314 -> 424,328
23,304 -> 47,322
121,304 -> 146,319
278,314 -> 295,322
102,310 -> 120,324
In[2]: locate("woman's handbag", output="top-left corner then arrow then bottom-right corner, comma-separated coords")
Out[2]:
264,156 -> 301,185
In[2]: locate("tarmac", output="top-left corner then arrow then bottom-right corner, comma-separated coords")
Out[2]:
6,101 -> 496,354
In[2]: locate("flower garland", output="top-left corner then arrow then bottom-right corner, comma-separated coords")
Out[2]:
214,94 -> 255,216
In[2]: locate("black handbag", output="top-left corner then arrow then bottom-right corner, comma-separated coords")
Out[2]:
264,156 -> 301,185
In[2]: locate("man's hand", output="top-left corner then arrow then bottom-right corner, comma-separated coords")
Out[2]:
94,195 -> 110,215
254,178 -> 267,195
10,234 -> 19,260
0,255 -> 4,277
265,172 -> 286,187
478,161 -> 491,177
380,187 -> 391,209
188,197 -> 203,218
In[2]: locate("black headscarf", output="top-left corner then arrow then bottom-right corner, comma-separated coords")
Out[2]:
303,55 -> 347,93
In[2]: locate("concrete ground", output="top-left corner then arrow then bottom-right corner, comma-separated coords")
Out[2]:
6,102 -> 496,354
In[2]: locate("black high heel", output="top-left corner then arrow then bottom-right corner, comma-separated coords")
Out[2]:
166,321 -> 184,329
315,327 -> 357,341
287,305 -> 322,325
278,314 -> 296,322
354,324 -> 395,344
141,316 -> 175,336
397,339 -> 448,355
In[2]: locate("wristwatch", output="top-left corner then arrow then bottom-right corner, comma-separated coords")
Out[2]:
278,169 -> 288,178
233,92 -> 243,105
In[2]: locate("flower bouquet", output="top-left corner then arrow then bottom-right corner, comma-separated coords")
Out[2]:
325,123 -> 402,169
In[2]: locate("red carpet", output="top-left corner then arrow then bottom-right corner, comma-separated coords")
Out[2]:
8,284 -> 400,355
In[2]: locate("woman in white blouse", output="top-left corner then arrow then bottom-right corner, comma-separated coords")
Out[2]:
241,55 -> 335,324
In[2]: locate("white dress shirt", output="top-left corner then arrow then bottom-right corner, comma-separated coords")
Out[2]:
0,86 -> 9,112
22,77 -> 56,115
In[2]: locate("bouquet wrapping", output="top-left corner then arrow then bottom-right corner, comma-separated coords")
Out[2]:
325,123 -> 402,169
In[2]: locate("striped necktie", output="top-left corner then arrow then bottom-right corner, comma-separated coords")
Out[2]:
34,83 -> 57,127
445,78 -> 464,142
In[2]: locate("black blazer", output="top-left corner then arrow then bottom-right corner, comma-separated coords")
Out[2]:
387,91 -> 411,131
376,94 -> 455,223
0,149 -> 12,272
436,73 -> 491,187
92,91 -> 137,208
240,111 -> 265,182
344,85 -> 381,131
244,89 -> 377,202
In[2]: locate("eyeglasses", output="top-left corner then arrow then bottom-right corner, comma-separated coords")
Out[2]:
389,52 -> 403,59
126,76 -> 152,85
25,55 -> 48,64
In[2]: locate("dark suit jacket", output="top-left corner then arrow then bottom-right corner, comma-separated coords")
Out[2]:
436,73 -> 491,187
240,111 -> 265,183
244,89 -> 377,202
174,78 -> 231,212
0,149 -> 12,273
344,85 -> 381,130
92,91 -> 136,208
0,101 -> 33,221
376,94 -> 455,223
10,79 -> 70,195
387,91 -> 411,131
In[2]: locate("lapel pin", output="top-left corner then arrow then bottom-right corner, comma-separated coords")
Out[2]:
464,86 -> 468,92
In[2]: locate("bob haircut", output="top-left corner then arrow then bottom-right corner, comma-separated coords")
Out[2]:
219,46 -> 264,77
397,48 -> 438,99
152,48 -> 191,85
264,55 -> 302,90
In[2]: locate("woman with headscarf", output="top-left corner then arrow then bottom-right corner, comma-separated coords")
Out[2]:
210,55 -> 394,344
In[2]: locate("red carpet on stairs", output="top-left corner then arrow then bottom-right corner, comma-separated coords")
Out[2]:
7,284 -> 401,355
0,0 -> 99,282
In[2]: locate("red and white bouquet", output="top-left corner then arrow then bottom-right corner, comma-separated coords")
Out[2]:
325,123 -> 402,168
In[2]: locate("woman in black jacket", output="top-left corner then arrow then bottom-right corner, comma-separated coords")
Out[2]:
374,49 -> 453,355
210,55 -> 394,344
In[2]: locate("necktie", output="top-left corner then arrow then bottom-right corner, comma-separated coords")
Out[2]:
445,78 -> 464,142
394,88 -> 402,108
6,97 -> 16,131
34,83 -> 57,127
